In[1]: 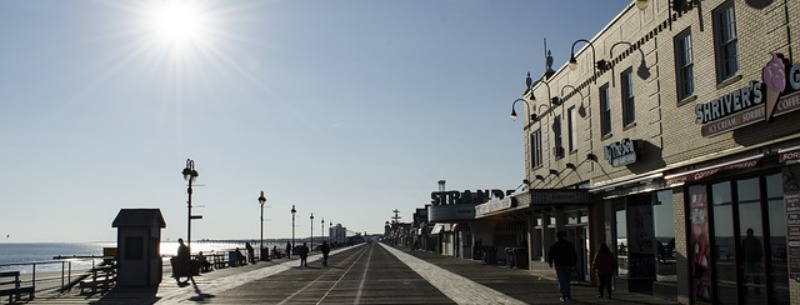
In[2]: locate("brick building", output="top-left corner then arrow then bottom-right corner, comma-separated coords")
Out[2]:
493,1 -> 800,304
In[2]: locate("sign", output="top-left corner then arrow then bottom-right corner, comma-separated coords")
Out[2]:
785,192 -> 800,278
604,138 -> 637,167
664,154 -> 763,186
475,197 -> 513,217
430,189 -> 513,206
530,189 -> 592,205
779,146 -> 800,164
696,55 -> 800,137
428,204 -> 477,222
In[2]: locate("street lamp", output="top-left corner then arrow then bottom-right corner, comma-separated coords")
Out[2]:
258,190 -> 266,259
182,159 -> 199,254
310,213 -> 315,250
291,205 -> 296,253
329,221 -> 332,243
321,218 -> 325,242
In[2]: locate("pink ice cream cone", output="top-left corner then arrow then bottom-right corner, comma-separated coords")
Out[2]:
762,54 -> 786,121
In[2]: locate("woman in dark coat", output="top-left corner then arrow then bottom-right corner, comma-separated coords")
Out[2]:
592,242 -> 615,299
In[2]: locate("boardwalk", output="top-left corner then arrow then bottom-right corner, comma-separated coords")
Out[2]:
25,242 -> 678,305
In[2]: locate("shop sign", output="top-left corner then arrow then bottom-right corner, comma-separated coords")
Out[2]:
475,197 -> 513,217
696,55 -> 800,137
604,138 -> 637,167
530,189 -> 592,205
430,189 -> 513,206
664,154 -> 763,186
785,193 -> 800,278
779,146 -> 800,164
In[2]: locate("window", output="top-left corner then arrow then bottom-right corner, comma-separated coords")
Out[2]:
620,68 -> 635,126
553,115 -> 563,158
675,29 -> 695,100
530,129 -> 542,168
567,107 -> 576,152
599,84 -> 611,137
714,2 -> 738,82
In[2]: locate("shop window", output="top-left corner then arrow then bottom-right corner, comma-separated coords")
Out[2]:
616,202 -> 628,278
674,28 -> 695,101
712,181 -> 737,305
737,177 -> 766,305
688,185 -> 712,304
766,173 -> 788,305
713,1 -> 739,83
620,68 -> 635,126
653,190 -> 676,283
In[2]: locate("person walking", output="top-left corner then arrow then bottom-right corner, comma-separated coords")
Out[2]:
245,242 -> 255,263
174,238 -> 190,285
592,242 -> 615,299
549,231 -> 577,302
297,242 -> 309,267
320,241 -> 331,266
286,242 -> 292,258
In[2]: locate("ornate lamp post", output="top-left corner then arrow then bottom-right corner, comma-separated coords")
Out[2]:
310,213 -> 315,250
291,205 -> 297,251
258,191 -> 266,259
182,159 -> 199,253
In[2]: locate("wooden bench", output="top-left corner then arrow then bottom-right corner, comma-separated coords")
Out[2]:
78,264 -> 116,295
211,254 -> 229,270
0,271 -> 34,304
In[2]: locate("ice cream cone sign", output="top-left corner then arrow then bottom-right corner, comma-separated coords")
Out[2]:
762,54 -> 787,122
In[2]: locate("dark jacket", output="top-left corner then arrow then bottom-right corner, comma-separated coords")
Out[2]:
548,239 -> 577,267
592,250 -> 615,275
321,243 -> 331,255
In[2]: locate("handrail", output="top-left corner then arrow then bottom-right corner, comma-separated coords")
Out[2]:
0,256 -> 115,296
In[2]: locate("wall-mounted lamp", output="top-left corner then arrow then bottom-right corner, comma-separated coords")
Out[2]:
566,163 -> 577,170
526,72 -> 560,109
560,85 -> 587,117
636,0 -> 648,11
549,169 -> 560,176
511,98 -> 535,122
609,41 -> 650,83
587,153 -> 599,162
535,175 -> 546,181
569,39 -> 607,84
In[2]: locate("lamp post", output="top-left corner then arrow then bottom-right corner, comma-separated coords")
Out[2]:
321,218 -> 325,242
310,213 -> 315,250
258,191 -> 266,259
329,221 -> 332,243
182,159 -> 199,254
291,205 -> 296,251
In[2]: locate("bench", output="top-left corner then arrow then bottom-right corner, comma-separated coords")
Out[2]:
78,264 -> 116,295
0,271 -> 34,304
211,254 -> 229,270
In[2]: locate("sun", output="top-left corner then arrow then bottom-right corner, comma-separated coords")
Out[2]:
147,0 -> 210,48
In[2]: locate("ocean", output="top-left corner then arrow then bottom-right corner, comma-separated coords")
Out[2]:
0,240 -> 287,273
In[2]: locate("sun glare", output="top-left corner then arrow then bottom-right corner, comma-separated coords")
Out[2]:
149,1 -> 209,48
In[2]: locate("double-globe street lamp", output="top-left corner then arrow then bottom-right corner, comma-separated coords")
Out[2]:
258,191 -> 267,260
182,159 -> 199,255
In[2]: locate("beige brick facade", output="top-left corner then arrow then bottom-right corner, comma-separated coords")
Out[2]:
521,1 -> 800,304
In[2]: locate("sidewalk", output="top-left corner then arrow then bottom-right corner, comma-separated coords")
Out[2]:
392,245 -> 679,305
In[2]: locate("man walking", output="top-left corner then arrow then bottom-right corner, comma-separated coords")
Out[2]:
549,231 -> 577,302
298,242 -> 309,268
320,241 -> 331,266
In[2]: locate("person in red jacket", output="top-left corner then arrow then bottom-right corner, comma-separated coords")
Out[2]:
592,242 -> 615,299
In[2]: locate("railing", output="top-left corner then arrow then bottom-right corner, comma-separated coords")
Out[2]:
0,255 -> 115,296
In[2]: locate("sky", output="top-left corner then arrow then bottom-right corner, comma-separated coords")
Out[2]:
0,0 -> 631,243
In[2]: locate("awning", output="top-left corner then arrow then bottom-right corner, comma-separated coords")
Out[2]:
591,173 -> 663,194
430,224 -> 444,235
664,153 -> 764,187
